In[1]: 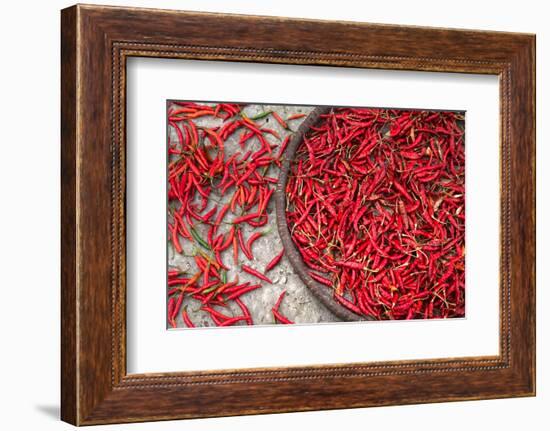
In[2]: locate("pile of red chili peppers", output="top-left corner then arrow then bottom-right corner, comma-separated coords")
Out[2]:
167,102 -> 301,328
286,108 -> 465,320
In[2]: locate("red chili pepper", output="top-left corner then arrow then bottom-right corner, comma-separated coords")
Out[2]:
241,265 -> 272,284
167,297 -> 176,327
271,290 -> 294,324
216,227 -> 235,252
219,316 -> 248,326
233,212 -> 262,224
286,113 -> 306,121
222,281 -> 250,295
285,106 -> 464,320
169,223 -> 182,253
170,293 -> 184,322
265,249 -> 284,272
237,228 -> 252,260
234,298 -> 253,325
232,235 -> 239,265
309,271 -> 332,287
245,231 -> 263,258
272,309 -> 293,324
214,204 -> 229,228
181,309 -> 195,328
271,111 -> 289,130
202,306 -> 232,321
168,102 -> 464,325
224,283 -> 262,300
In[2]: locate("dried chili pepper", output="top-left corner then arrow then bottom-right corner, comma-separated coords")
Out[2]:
241,264 -> 272,284
285,107 -> 465,320
265,249 -> 284,272
271,290 -> 294,324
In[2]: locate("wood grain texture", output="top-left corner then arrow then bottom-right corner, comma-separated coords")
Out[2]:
60,4 -> 536,425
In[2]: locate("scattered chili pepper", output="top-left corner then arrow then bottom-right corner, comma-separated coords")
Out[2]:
219,316 -> 249,326
286,113 -> 306,121
167,103 -> 299,327
271,111 -> 289,130
271,290 -> 294,324
241,264 -> 273,284
225,283 -> 262,300
235,298 -> 253,325
265,249 -> 284,272
181,308 -> 195,328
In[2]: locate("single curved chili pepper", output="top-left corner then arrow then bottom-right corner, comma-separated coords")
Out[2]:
286,113 -> 306,121
237,228 -> 252,260
272,309 -> 293,324
241,265 -> 272,284
245,231 -> 263,257
271,111 -> 288,130
181,309 -> 195,328
224,283 -> 262,300
309,271 -> 332,287
170,223 -> 182,254
219,316 -> 248,326
273,290 -> 287,312
234,298 -> 253,325
265,249 -> 284,272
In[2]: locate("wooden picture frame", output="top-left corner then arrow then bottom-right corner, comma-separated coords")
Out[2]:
61,4 -> 536,425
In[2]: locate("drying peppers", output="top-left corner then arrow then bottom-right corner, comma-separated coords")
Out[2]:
168,102 -> 466,328
285,108 -> 465,320
167,102 -> 288,328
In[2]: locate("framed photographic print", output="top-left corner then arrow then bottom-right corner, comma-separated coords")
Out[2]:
61,4 -> 536,425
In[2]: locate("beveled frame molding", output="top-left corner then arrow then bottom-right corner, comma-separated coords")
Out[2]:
61,4 -> 535,425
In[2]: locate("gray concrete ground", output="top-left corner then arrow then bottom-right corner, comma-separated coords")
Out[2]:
168,103 -> 338,328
